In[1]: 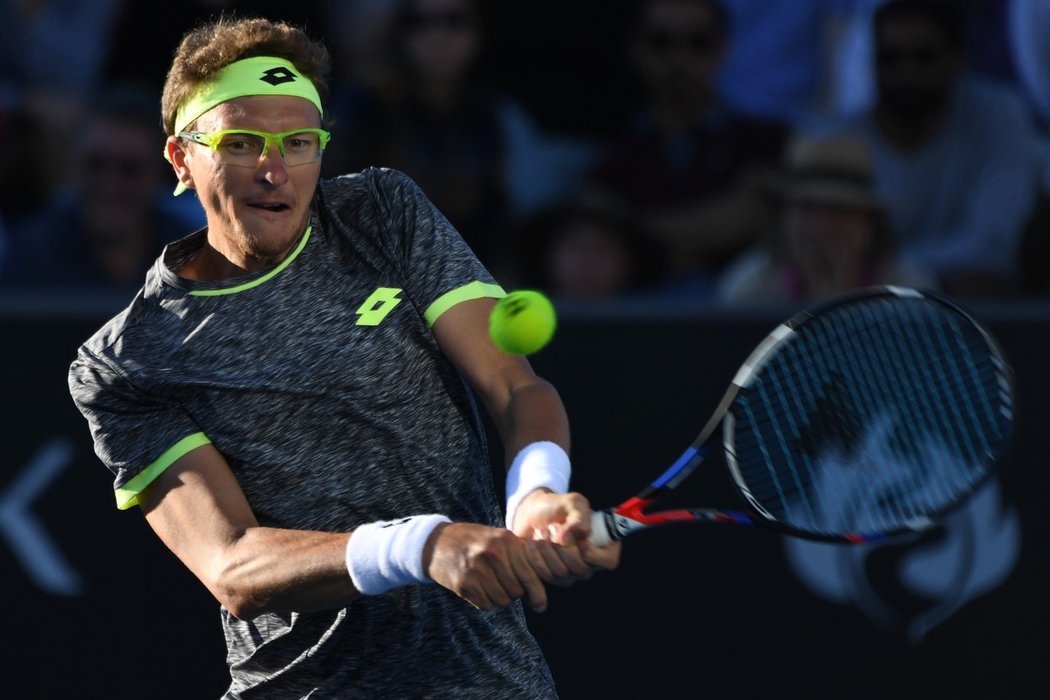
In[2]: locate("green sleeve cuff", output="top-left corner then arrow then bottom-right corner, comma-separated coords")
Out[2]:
115,433 -> 212,510
424,281 -> 506,326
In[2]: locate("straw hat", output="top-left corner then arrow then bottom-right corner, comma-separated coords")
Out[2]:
779,134 -> 881,210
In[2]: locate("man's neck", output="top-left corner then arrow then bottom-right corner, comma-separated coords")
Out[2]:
178,229 -> 298,281
651,92 -> 713,134
178,241 -> 248,281
85,221 -> 151,285
874,102 -> 950,152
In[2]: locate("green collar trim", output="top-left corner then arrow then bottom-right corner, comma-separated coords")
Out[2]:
189,226 -> 312,297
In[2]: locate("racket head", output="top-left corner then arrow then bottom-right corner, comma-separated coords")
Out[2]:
722,286 -> 1013,542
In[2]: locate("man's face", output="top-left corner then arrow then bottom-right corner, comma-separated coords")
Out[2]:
176,94 -> 322,267
875,15 -> 961,117
548,219 -> 633,300
632,0 -> 724,109
401,0 -> 480,85
784,201 -> 878,298
77,116 -> 162,237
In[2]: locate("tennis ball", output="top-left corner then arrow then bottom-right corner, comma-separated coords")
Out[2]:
489,290 -> 557,355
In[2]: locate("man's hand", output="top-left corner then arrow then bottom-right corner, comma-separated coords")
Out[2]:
424,522 -> 558,612
511,489 -> 622,583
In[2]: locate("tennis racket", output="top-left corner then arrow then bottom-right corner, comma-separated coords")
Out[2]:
589,286 -> 1014,546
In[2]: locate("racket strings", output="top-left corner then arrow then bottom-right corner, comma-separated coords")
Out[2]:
730,296 -> 1008,537
860,304 -> 977,511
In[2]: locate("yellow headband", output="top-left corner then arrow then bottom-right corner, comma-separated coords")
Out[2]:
169,56 -> 324,195
174,56 -> 322,134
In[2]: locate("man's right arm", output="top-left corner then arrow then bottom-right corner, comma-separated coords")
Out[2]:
139,442 -> 560,618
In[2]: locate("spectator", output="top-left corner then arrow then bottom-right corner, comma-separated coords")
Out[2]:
322,0 -> 402,94
835,0 -> 1050,131
827,0 -> 1043,296
1,84 -> 199,294
323,0 -> 510,268
0,101 -> 62,229
0,0 -> 118,101
0,0 -> 121,226
718,134 -> 932,306
1001,0 -> 1050,131
586,0 -> 787,294
510,204 -> 667,302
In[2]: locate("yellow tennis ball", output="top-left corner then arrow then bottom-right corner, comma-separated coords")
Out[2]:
489,291 -> 557,355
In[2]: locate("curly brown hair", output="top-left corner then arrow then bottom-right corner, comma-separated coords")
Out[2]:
160,16 -> 331,135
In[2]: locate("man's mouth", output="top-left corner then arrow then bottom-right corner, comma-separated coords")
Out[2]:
248,202 -> 291,212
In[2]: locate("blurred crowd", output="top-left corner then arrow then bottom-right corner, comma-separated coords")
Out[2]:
3,0 -> 1050,307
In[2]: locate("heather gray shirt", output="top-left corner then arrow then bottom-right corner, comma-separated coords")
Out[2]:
68,168 -> 558,699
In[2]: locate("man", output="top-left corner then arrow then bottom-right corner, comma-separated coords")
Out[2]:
587,0 -> 786,292
68,17 -> 618,698
1,84 -> 199,294
717,134 -> 933,305
836,0 -> 1043,295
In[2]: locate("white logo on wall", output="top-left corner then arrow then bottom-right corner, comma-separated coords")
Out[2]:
783,479 -> 1019,642
0,438 -> 84,596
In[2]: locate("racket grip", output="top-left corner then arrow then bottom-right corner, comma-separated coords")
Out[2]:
589,510 -> 615,547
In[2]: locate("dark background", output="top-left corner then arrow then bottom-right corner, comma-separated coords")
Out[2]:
2,297 -> 1045,699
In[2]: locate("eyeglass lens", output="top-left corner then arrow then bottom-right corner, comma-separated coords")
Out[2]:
215,132 -> 323,167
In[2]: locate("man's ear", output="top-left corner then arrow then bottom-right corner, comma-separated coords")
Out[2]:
165,136 -> 195,192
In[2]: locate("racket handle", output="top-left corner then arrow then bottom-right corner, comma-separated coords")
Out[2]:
589,510 -> 616,547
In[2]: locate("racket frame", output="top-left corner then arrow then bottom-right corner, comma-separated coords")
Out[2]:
590,286 -> 1014,547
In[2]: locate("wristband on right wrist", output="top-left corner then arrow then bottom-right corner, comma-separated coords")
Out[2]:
345,514 -> 451,595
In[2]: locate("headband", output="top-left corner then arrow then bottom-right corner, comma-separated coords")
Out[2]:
169,56 -> 324,195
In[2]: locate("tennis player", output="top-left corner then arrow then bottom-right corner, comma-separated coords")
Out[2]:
68,16 -> 619,698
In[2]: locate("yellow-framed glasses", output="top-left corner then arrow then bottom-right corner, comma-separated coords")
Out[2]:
179,128 -> 332,167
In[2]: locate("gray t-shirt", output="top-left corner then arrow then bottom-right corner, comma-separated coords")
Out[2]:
68,168 -> 558,699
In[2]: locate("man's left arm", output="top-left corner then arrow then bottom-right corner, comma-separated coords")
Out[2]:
431,297 -> 621,580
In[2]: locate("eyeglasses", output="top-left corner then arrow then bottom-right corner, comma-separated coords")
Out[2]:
876,47 -> 943,70
643,29 -> 718,56
83,153 -> 152,179
404,11 -> 474,32
179,128 -> 332,167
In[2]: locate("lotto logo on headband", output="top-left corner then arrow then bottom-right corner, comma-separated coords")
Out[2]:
260,67 -> 297,86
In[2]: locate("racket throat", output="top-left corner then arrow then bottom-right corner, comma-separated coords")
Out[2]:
595,497 -> 722,545
601,497 -> 664,541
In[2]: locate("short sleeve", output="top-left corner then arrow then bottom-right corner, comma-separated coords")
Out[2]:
68,349 -> 210,510
371,169 -> 505,325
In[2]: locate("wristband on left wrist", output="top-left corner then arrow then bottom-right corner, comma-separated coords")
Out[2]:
505,441 -> 571,530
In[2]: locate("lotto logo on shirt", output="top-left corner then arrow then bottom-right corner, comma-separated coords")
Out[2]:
355,288 -> 404,326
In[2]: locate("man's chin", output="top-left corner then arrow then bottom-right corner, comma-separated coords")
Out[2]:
240,222 -> 307,265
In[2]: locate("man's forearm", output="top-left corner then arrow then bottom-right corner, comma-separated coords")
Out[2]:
497,379 -> 571,467
200,526 -> 356,620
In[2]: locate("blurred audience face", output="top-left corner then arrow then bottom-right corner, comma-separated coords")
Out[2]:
783,201 -> 879,299
75,113 -> 163,238
875,11 -> 961,118
632,0 -> 725,112
400,0 -> 480,85
547,218 -> 635,300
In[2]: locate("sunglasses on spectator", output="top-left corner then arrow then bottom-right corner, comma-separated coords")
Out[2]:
404,11 -> 474,32
876,47 -> 944,69
643,28 -> 718,56
83,153 -> 151,178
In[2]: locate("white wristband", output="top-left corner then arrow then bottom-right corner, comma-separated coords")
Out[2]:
345,514 -> 451,595
505,441 -> 571,530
